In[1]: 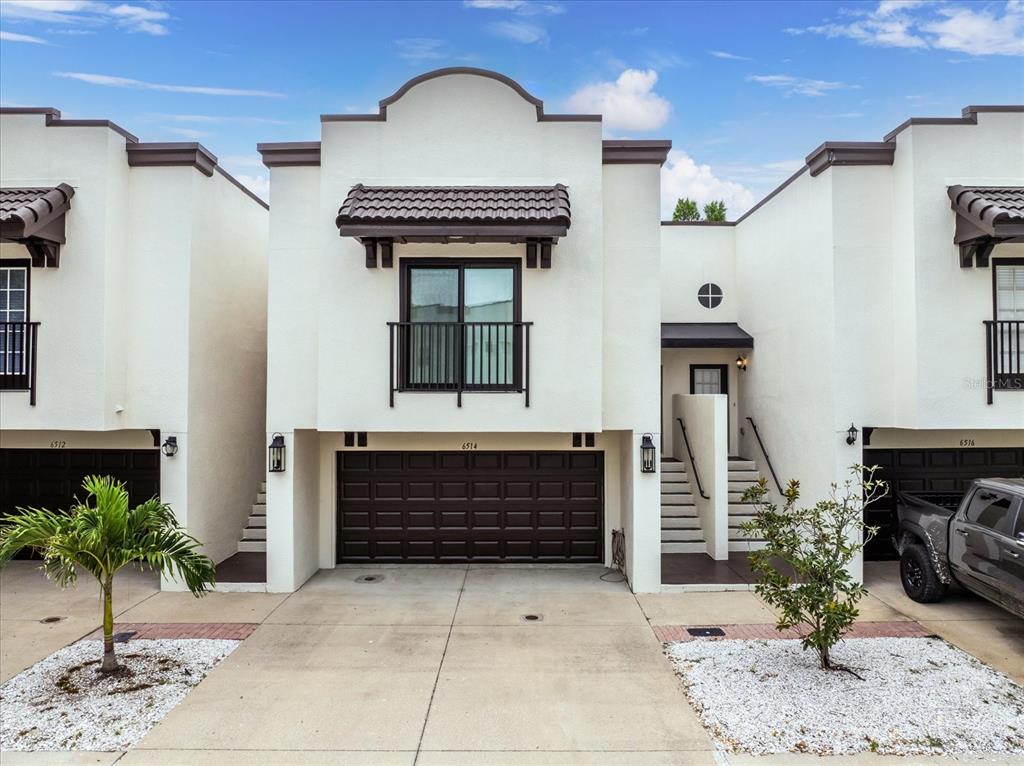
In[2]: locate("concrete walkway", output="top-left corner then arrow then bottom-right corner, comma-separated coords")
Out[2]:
1,560 -> 1022,765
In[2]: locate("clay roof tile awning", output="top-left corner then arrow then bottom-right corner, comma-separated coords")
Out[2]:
948,185 -> 1024,267
336,184 -> 571,242
0,184 -> 75,267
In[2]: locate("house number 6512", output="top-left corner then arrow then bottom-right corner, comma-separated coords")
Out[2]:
49,440 -> 66,449
461,442 -> 478,450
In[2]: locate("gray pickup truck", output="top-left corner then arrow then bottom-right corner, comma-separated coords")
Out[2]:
894,477 -> 1024,619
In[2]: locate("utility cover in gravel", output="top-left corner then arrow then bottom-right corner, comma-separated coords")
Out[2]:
1,638 -> 239,751
667,637 -> 1024,756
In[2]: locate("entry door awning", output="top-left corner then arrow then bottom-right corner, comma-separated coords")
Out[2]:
948,185 -> 1024,267
661,322 -> 754,349
0,184 -> 74,267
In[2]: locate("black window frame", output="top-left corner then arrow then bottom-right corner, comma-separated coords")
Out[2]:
398,258 -> 524,393
689,364 -> 729,396
992,256 -> 1024,320
0,258 -> 32,388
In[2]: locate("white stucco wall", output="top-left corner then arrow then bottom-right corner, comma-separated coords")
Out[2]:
0,113 -> 269,567
660,224 -> 737,324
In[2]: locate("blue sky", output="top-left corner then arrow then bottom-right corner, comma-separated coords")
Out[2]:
1,0 -> 1022,215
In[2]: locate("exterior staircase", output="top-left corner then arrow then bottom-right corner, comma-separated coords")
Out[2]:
725,458 -> 768,551
660,457 -> 768,554
238,481 -> 267,553
660,459 -> 703,553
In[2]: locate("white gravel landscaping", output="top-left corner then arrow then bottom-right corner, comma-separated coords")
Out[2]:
0,638 -> 238,751
667,636 -> 1024,756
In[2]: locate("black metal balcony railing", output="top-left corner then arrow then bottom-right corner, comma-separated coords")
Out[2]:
985,320 -> 1023,404
0,322 -> 40,405
387,321 -> 532,408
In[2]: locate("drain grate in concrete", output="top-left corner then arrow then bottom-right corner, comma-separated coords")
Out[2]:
520,613 -> 544,623
687,627 -> 726,637
356,574 -> 385,583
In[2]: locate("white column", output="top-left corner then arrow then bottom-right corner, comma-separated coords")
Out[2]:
158,431 -> 188,591
624,430 -> 662,593
266,429 -> 320,593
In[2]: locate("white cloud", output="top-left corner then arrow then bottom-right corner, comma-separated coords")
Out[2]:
709,50 -> 752,61
787,0 -> 1023,56
395,37 -> 447,60
661,149 -> 756,219
463,1 -> 564,14
165,127 -> 210,139
567,69 -> 670,132
747,74 -> 849,96
488,20 -> 546,44
231,172 -> 270,203
0,29 -> 47,43
1,1 -> 171,35
55,72 -> 286,97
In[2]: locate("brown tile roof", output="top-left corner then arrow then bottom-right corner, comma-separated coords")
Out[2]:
0,184 -> 74,239
336,185 -> 570,233
948,186 -> 1024,235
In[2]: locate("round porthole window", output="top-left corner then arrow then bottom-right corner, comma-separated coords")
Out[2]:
698,283 -> 723,309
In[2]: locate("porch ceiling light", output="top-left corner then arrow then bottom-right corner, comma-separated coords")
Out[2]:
640,433 -> 657,473
161,436 -> 178,458
269,433 -> 286,473
846,423 -> 859,446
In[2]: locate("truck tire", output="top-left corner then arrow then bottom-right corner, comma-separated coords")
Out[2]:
900,544 -> 948,603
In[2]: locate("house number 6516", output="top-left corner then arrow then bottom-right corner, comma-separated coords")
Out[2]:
461,442 -> 478,450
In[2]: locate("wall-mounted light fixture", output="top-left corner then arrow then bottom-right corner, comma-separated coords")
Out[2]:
268,433 -> 286,472
161,436 -> 178,457
735,355 -> 748,371
846,423 -> 859,445
640,433 -> 657,473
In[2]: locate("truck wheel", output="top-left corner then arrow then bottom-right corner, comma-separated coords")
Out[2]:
900,545 -> 947,603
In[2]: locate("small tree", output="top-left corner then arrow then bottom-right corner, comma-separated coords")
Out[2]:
739,465 -> 886,673
703,200 -> 727,222
672,197 -> 701,221
0,475 -> 216,673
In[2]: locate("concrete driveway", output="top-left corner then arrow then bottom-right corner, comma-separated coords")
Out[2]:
2,560 -> 1022,765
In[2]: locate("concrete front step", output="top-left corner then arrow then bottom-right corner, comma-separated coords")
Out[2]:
662,528 -> 704,542
662,494 -> 694,505
660,481 -> 691,492
728,517 -> 757,529
728,503 -> 758,515
729,540 -> 768,551
728,470 -> 760,482
728,459 -> 756,471
660,462 -> 686,474
252,502 -> 266,515
242,527 -> 266,540
259,482 -> 267,493
256,492 -> 267,504
662,541 -> 707,553
660,516 -> 701,529
238,540 -> 267,553
247,515 -> 267,527
728,480 -> 759,491
661,506 -> 697,517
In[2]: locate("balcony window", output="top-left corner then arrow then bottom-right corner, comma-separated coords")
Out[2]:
1,261 -> 29,376
985,258 -> 1024,403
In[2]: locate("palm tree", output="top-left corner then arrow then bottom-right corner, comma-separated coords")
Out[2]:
0,475 -> 216,673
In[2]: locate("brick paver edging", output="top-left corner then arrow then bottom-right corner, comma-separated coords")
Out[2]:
84,623 -> 258,641
654,620 -> 931,643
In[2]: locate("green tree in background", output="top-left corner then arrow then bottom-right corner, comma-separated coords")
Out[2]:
672,197 -> 701,221
703,200 -> 728,222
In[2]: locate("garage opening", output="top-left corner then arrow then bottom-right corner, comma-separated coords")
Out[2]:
337,450 -> 604,563
864,447 -> 1024,560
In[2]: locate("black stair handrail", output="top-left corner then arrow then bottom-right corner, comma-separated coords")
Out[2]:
745,416 -> 783,494
674,417 -> 710,500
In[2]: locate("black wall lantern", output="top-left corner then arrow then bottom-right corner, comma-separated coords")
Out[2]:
846,423 -> 859,445
640,433 -> 657,473
735,355 -> 748,371
161,436 -> 178,457
268,433 -> 286,472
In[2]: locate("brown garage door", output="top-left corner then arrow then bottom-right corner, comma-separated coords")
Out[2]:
864,446 -> 1024,560
337,451 -> 604,563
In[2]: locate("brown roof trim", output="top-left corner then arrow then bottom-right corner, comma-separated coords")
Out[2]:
0,184 -> 75,240
602,140 -> 672,166
882,104 -> 1024,142
126,142 -> 218,177
660,220 -> 736,227
214,166 -> 269,210
805,141 -> 895,177
320,67 -> 602,124
257,141 -> 322,167
0,106 -> 139,143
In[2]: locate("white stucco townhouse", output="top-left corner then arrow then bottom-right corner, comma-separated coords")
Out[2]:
257,69 -> 1022,594
0,108 -> 269,582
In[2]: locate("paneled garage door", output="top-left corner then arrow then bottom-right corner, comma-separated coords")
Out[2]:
0,449 -> 161,518
864,446 -> 1024,560
337,451 -> 604,563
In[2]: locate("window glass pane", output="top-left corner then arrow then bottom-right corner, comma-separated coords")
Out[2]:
464,268 -> 514,386
996,264 -> 1024,320
409,268 -> 458,323
8,269 -> 25,289
464,268 -> 513,322
965,491 -> 1014,536
693,368 -> 722,394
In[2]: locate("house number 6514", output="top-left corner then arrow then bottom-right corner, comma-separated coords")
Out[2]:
461,442 -> 478,450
